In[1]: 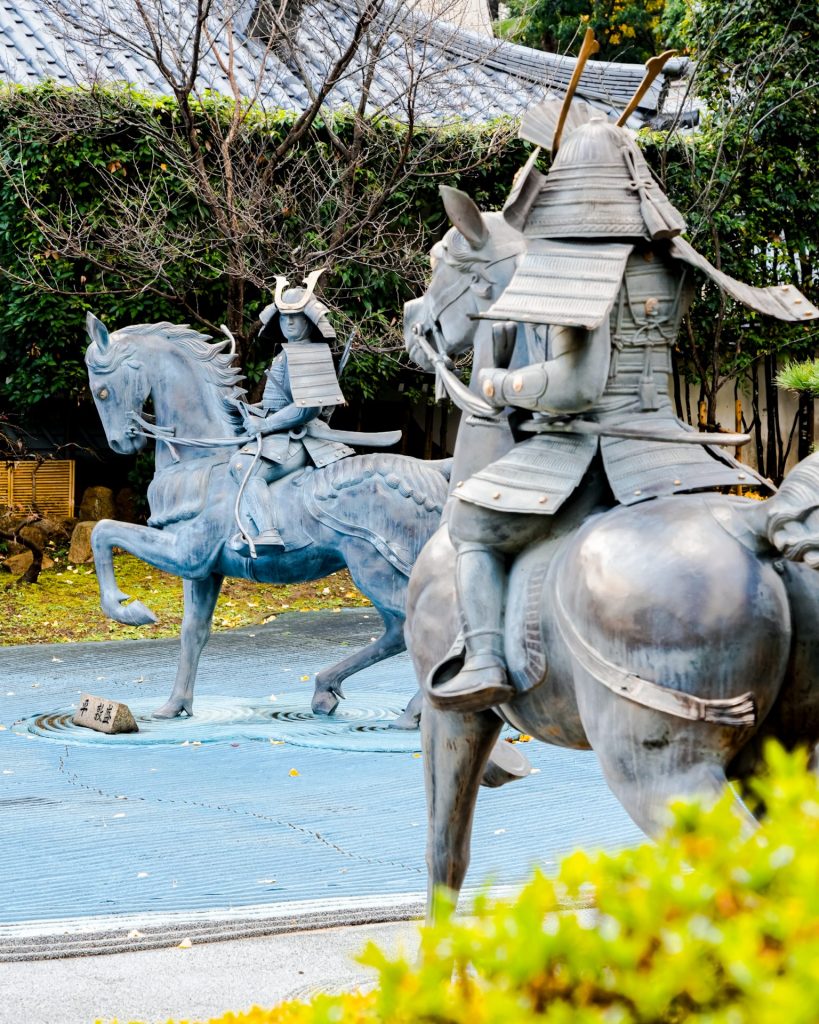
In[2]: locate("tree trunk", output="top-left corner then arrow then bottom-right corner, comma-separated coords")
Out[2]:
797,393 -> 815,461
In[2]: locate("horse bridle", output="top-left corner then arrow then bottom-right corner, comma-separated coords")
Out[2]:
424,242 -> 521,326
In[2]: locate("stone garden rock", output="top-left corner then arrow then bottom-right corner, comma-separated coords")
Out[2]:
115,486 -> 141,523
1,551 -> 54,574
73,694 -> 139,734
68,521 -> 96,564
78,486 -> 116,522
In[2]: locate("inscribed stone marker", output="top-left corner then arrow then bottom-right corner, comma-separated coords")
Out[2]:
73,693 -> 139,734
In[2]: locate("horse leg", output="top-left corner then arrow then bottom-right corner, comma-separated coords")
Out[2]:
91,519 -> 214,625
578,679 -> 760,839
153,573 -> 224,719
312,608 -> 406,715
423,703 -> 502,913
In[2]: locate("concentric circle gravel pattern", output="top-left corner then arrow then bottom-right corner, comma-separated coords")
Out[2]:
0,609 -> 644,938
24,695 -> 421,752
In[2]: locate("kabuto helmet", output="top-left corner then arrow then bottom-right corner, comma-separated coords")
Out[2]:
258,268 -> 337,346
504,32 -> 685,242
523,115 -> 686,241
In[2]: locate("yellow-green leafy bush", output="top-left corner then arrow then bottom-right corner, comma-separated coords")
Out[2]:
110,743 -> 819,1024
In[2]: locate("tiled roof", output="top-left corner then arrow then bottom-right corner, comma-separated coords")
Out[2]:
0,0 -> 688,126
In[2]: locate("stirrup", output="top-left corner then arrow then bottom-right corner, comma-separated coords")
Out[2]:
427,646 -> 514,713
254,528 -> 284,547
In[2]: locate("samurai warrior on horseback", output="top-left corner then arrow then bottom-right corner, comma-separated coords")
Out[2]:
230,270 -> 398,555
416,34 -> 818,713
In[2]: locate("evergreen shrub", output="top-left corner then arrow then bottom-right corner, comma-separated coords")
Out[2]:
105,743 -> 819,1024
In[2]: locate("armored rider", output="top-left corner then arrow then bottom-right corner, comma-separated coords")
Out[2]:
427,52 -> 818,712
230,270 -> 352,552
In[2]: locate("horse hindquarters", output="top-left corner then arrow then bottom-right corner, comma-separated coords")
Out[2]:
729,561 -> 819,780
555,498 -> 791,837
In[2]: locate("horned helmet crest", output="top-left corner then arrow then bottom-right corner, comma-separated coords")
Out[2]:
504,30 -> 686,242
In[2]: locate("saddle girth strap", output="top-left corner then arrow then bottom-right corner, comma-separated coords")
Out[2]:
554,587 -> 757,727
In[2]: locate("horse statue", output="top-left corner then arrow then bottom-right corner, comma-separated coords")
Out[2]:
404,185 -> 819,905
84,313 -> 449,720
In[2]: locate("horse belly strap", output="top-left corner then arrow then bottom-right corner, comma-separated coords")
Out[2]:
554,588 -> 757,727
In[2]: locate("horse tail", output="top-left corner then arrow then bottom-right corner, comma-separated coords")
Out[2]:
761,451 -> 819,569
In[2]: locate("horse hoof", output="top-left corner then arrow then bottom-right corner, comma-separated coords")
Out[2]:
312,691 -> 340,716
153,700 -> 193,719
119,599 -> 158,626
389,709 -> 421,731
389,689 -> 423,730
480,738 -> 532,789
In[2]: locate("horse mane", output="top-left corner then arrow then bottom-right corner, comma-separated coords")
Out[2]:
437,227 -> 492,273
86,321 -> 246,428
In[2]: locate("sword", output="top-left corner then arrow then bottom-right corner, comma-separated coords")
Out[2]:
519,417 -> 752,446
412,330 -> 498,418
338,329 -> 355,378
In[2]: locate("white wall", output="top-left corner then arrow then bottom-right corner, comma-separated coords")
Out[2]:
415,0 -> 493,36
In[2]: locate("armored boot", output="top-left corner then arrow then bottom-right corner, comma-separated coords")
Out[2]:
231,476 -> 284,550
427,544 -> 515,712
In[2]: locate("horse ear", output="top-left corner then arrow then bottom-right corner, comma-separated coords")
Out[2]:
439,185 -> 489,250
86,311 -> 110,350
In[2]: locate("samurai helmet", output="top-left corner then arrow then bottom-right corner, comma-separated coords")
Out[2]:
506,33 -> 686,242
523,114 -> 686,241
260,268 -> 336,342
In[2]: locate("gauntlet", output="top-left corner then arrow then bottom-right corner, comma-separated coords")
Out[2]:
478,364 -> 550,410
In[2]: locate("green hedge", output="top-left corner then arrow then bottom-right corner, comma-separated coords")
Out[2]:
0,85 -> 526,417
1,81 -> 815,475
103,743 -> 819,1023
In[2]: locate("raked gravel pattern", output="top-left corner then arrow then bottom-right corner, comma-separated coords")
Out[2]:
0,609 -> 643,957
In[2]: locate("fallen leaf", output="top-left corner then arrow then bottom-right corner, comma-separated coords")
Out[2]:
300,675 -> 310,682
288,768 -> 299,777
412,753 -> 422,759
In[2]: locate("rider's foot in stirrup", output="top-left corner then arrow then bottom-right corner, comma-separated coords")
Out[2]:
428,652 -> 515,712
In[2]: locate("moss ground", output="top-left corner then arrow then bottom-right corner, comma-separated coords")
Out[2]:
0,552 -> 370,645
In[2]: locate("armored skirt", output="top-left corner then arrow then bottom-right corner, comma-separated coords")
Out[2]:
452,410 -> 771,514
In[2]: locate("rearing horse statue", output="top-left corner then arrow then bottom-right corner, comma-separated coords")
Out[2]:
85,313 -> 449,720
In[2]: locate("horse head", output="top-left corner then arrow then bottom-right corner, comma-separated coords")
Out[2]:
404,187 -> 524,372
85,314 -> 244,459
85,312 -> 150,455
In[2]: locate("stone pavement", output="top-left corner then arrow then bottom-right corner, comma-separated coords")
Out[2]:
0,608 -> 643,1021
